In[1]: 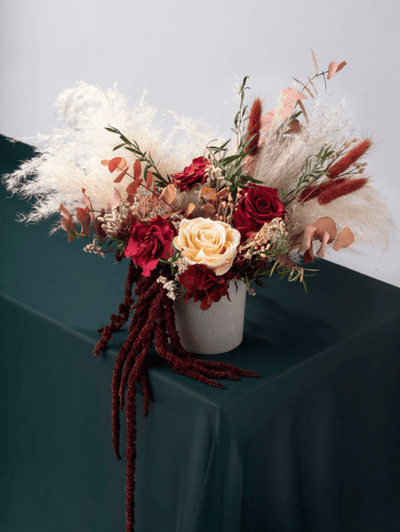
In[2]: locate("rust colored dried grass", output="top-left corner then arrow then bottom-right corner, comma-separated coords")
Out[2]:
299,178 -> 347,203
327,139 -> 371,179
318,177 -> 368,205
245,97 -> 262,155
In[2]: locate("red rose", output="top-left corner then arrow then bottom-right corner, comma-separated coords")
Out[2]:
124,215 -> 175,276
171,157 -> 209,191
233,186 -> 285,239
179,264 -> 230,310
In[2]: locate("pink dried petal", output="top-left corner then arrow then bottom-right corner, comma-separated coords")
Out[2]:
316,231 -> 330,258
297,225 -> 316,254
261,110 -> 275,131
59,204 -> 77,242
327,62 -> 338,80
108,188 -> 122,211
76,207 -> 91,236
94,209 -> 106,238
280,88 -> 307,106
81,188 -> 94,219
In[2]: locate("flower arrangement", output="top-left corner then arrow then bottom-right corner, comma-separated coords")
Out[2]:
3,51 -> 392,532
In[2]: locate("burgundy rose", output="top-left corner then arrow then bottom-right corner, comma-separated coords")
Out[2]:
179,264 -> 230,310
233,185 -> 285,239
124,215 -> 175,276
171,157 -> 209,191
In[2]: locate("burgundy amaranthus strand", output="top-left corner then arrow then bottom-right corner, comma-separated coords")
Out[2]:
94,260 -> 259,532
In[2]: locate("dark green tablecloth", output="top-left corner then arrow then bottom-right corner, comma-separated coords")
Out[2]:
1,134 -> 400,532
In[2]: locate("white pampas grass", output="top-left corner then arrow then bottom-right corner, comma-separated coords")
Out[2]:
254,96 -> 350,192
2,82 -> 221,228
254,94 -> 393,250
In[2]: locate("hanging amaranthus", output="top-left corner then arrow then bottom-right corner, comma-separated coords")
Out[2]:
94,260 -> 259,532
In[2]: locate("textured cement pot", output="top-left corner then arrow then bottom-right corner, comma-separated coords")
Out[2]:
173,281 -> 247,355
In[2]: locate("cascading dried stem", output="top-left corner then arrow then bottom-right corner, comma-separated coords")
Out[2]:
94,259 -> 260,532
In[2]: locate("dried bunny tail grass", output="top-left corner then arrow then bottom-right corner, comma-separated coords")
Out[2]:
2,83 -> 219,226
317,177 -> 368,205
327,138 -> 372,179
253,96 -> 352,193
287,183 -> 393,251
245,98 -> 262,155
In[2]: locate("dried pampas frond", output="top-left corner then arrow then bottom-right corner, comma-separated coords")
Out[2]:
286,183 -> 392,252
2,83 -> 221,227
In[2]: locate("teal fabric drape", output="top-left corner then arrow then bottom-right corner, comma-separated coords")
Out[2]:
1,134 -> 400,531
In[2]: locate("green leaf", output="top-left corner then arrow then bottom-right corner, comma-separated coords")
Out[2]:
113,143 -> 126,151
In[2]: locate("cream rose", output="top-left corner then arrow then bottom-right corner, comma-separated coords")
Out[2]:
174,217 -> 241,276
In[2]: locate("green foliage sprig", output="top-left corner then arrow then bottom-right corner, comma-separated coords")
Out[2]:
106,126 -> 171,190
280,144 -> 334,206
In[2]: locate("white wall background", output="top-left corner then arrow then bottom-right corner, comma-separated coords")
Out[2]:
1,0 -> 399,287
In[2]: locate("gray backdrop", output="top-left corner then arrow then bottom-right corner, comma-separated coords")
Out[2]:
1,0 -> 399,286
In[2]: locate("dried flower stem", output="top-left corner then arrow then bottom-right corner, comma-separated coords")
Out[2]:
93,262 -> 260,532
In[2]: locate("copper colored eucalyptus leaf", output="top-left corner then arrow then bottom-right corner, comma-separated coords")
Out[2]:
333,227 -> 355,251
327,61 -> 347,80
108,157 -> 126,173
312,217 -> 337,241
203,203 -> 216,217
125,178 -> 143,195
113,166 -> 129,183
146,170 -> 153,190
159,183 -> 177,205
133,160 -> 142,180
